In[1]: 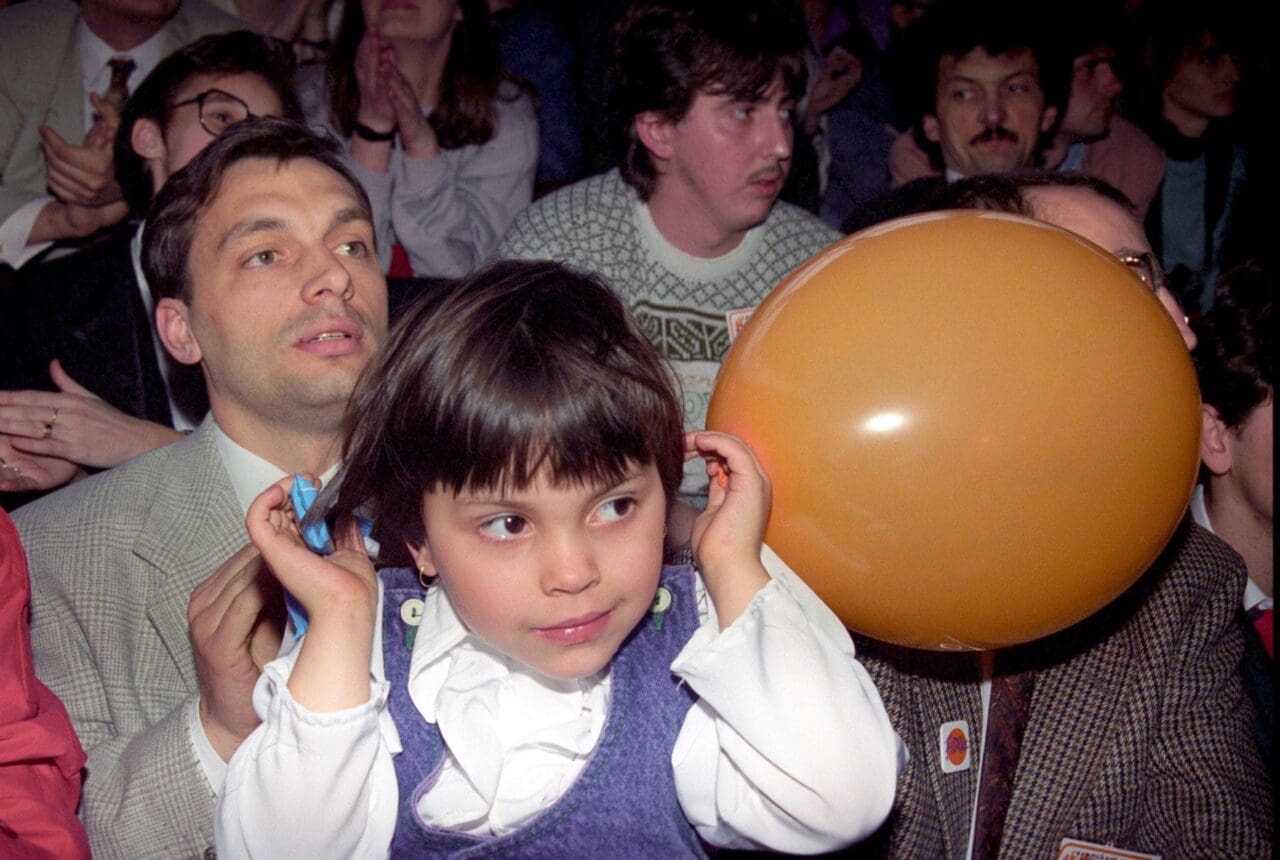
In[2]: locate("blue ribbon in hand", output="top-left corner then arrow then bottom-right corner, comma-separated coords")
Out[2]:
285,475 -> 373,638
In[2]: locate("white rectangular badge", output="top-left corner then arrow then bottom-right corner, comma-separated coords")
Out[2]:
725,306 -> 756,343
1057,837 -> 1161,860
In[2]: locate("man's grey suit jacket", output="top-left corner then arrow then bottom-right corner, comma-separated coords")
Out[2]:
16,419 -> 243,858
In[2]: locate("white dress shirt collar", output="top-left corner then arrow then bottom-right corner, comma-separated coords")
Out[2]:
77,17 -> 169,133
1190,483 -> 1271,613
211,422 -> 340,516
1189,483 -> 1212,533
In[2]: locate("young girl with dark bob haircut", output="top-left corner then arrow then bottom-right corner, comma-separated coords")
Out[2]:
216,261 -> 903,857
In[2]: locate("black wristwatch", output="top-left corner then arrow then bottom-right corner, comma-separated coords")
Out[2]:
353,122 -> 395,142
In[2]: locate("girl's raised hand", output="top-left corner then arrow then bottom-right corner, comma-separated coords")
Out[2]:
245,476 -> 378,624
247,475 -> 380,711
685,432 -> 772,629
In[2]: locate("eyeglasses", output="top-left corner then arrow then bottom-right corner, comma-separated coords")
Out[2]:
169,89 -> 256,136
1117,252 -> 1166,294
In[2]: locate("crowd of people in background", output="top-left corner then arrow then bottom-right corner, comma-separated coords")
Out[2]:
0,0 -> 1271,857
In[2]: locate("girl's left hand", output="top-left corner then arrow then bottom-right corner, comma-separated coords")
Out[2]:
686,432 -> 771,627
385,65 -> 440,160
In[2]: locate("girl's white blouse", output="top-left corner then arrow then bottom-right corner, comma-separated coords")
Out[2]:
216,547 -> 907,858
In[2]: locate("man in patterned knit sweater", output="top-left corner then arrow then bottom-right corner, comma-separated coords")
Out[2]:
497,0 -> 839,509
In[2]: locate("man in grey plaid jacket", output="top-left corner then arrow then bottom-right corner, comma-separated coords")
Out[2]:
13,119 -> 388,858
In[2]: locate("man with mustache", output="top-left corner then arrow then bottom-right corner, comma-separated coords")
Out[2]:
497,0 -> 840,509
883,3 -> 1167,222
845,0 -> 1066,233
13,119 -> 389,858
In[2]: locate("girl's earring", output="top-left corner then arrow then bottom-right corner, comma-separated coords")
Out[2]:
418,566 -> 437,589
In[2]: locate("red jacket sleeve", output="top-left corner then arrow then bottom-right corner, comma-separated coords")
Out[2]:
0,508 -> 90,859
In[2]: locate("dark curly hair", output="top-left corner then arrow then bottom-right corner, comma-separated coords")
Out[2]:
898,0 -> 1070,171
1193,261 -> 1273,429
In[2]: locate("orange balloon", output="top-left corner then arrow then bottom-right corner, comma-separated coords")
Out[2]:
707,212 -> 1201,650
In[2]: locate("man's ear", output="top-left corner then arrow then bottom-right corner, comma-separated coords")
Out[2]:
1038,104 -> 1059,133
922,114 -> 941,144
406,538 -> 438,578
131,117 -> 166,161
132,118 -> 170,199
634,111 -> 676,163
156,298 -> 203,366
1200,404 -> 1233,476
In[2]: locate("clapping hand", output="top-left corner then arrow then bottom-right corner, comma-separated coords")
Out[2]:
40,94 -> 125,208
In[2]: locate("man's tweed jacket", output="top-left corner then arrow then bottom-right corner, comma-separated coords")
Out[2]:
848,520 -> 1272,858
15,419 -> 243,859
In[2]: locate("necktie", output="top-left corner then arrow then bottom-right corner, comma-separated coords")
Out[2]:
1247,605 -> 1273,659
103,56 -> 136,113
972,660 -> 1035,859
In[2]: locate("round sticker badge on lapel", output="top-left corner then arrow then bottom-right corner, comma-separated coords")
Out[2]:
939,720 -> 971,773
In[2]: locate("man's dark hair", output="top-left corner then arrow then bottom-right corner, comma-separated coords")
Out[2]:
318,260 -> 686,549
142,118 -> 372,305
933,170 -> 1134,215
930,172 -> 1033,215
900,0 -> 1070,170
613,0 -> 808,200
115,30 -> 302,214
1193,262 -> 1273,428
1139,0 -> 1244,95
1049,0 -> 1126,69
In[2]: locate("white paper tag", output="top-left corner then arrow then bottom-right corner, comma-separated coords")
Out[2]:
1057,837 -> 1161,860
725,306 -> 757,343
